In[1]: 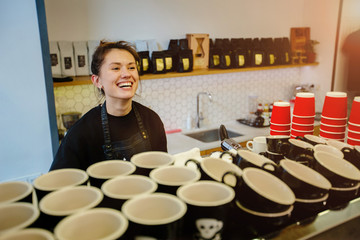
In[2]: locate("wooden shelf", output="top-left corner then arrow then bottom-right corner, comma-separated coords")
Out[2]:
53,62 -> 319,87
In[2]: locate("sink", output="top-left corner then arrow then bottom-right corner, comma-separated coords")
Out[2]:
184,128 -> 243,143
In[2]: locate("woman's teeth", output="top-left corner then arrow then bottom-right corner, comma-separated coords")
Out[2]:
118,82 -> 132,88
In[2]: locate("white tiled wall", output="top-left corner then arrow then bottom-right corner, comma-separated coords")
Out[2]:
54,68 -> 301,131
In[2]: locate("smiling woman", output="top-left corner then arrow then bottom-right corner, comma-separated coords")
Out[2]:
50,40 -> 168,171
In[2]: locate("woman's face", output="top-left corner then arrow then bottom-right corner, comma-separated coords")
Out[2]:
97,49 -> 139,102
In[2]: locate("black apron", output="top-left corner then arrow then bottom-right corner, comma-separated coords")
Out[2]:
101,102 -> 151,161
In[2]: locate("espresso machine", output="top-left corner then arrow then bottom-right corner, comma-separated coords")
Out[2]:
61,112 -> 82,136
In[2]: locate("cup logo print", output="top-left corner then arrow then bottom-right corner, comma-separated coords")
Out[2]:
195,218 -> 223,240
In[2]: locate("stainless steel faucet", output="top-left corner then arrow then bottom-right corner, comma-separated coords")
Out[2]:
196,92 -> 212,128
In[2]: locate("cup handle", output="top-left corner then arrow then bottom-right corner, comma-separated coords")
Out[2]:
294,154 -> 315,168
221,171 -> 242,187
277,141 -> 290,155
342,147 -> 354,154
220,151 -> 232,159
259,152 -> 267,157
295,136 -> 305,141
304,147 -> 314,156
261,162 -> 280,175
246,141 -> 254,151
185,159 -> 201,170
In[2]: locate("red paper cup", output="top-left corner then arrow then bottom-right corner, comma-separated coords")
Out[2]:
321,115 -> 347,125
349,96 -> 360,124
348,122 -> 360,132
293,92 -> 315,116
290,128 -> 314,137
270,129 -> 290,136
348,129 -> 360,139
270,123 -> 291,131
291,123 -> 314,131
320,122 -> 346,132
347,137 -> 360,146
292,115 -> 315,124
319,129 -> 345,139
321,91 -> 347,118
271,102 -> 291,124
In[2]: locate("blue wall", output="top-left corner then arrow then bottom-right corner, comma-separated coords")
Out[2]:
0,0 -> 57,182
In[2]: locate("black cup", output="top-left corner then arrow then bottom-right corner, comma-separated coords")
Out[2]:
222,168 -> 295,214
54,208 -> 129,240
290,195 -> 328,224
86,160 -> 136,188
326,184 -> 360,210
38,186 -> 103,231
185,157 -> 242,187
149,165 -> 201,195
296,134 -> 326,146
279,159 -> 331,200
266,135 -> 290,154
177,181 -> 235,240
0,202 -> 40,234
236,150 -> 280,176
261,151 -> 284,164
313,151 -> 360,189
100,175 -> 157,210
232,199 -> 293,238
130,151 -> 175,176
122,193 -> 187,239
33,169 -> 89,202
279,139 -> 315,167
342,147 -> 360,170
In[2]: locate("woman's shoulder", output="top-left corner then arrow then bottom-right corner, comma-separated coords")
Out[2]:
133,101 -> 160,117
66,104 -> 102,135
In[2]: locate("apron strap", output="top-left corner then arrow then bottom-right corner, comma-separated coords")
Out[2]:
133,104 -> 149,140
101,102 -> 114,159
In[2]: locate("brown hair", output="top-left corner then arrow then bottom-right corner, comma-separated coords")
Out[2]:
91,40 -> 140,75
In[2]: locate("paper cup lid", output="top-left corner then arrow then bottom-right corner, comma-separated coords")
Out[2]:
326,91 -> 347,97
296,92 -> 314,98
274,101 -> 290,107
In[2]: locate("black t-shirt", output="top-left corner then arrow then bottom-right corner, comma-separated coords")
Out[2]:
50,101 -> 167,170
342,29 -> 360,91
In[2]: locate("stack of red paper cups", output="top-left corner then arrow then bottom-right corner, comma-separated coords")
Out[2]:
320,92 -> 347,141
347,96 -> 360,146
291,92 -> 315,138
270,101 -> 291,136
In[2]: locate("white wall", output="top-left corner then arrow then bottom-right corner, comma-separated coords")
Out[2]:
45,0 -> 305,45
0,0 -> 55,182
334,0 -> 360,97
301,0 -> 340,111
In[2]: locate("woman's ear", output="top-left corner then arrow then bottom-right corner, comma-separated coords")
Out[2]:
91,74 -> 102,89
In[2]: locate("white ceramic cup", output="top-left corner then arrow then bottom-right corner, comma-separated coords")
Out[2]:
54,208 -> 128,240
246,136 -> 267,154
